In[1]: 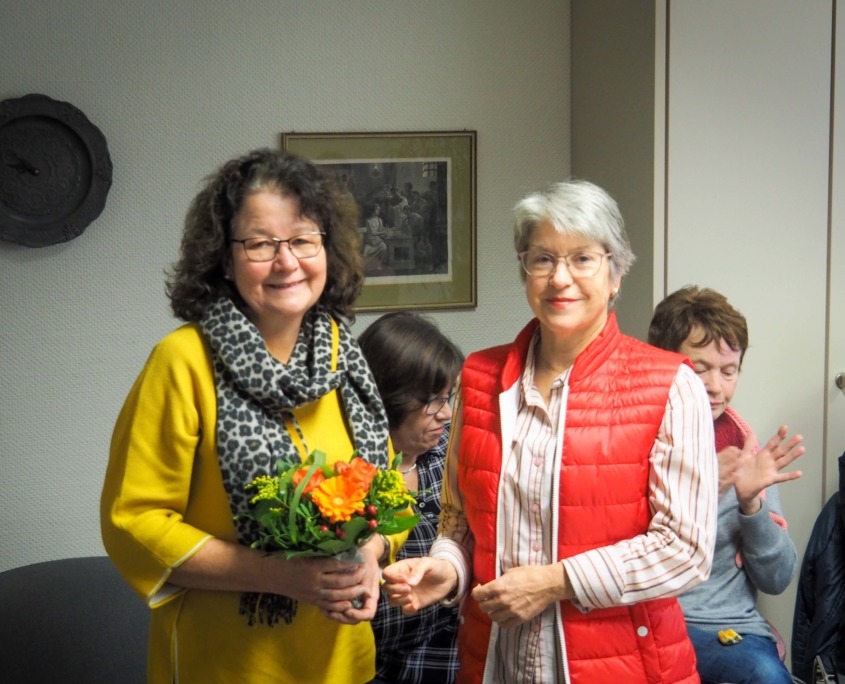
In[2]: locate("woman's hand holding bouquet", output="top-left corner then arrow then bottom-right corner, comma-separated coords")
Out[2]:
241,450 -> 419,624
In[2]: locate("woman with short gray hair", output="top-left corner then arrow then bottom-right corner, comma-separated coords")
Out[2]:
384,179 -> 717,683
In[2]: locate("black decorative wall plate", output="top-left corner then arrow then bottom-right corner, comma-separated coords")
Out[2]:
0,93 -> 113,247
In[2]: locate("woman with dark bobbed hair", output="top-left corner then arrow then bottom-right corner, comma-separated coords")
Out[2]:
384,180 -> 718,683
358,312 -> 463,684
101,149 -> 393,683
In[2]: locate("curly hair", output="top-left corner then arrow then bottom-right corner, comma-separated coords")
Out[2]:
166,149 -> 363,322
358,312 -> 464,431
648,285 -> 749,365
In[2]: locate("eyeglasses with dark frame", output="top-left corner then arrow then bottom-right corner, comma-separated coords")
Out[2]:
423,390 -> 456,416
518,249 -> 611,278
231,233 -> 325,262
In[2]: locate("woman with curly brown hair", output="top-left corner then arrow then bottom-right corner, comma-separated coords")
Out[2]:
101,149 -> 393,683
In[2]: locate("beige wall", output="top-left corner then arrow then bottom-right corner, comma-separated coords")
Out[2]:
571,0 -> 656,341
0,0 -> 571,572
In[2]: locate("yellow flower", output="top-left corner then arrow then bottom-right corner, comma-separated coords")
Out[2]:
311,476 -> 367,524
373,470 -> 416,508
247,475 -> 280,503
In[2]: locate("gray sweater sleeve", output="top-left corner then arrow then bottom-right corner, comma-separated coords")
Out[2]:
736,484 -> 797,595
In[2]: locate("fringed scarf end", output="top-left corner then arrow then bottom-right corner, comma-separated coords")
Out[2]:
239,592 -> 296,627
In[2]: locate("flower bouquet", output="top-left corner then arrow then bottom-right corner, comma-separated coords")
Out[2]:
238,450 -> 419,624
244,449 -> 419,561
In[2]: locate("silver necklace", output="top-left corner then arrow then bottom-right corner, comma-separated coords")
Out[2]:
398,461 -> 417,474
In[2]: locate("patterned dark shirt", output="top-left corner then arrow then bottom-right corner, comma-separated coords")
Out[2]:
372,426 -> 459,684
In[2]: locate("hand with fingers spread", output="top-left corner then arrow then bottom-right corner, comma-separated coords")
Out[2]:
471,564 -> 573,628
725,425 -> 804,515
382,557 -> 458,614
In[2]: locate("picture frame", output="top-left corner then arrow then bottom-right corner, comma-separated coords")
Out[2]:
282,130 -> 477,312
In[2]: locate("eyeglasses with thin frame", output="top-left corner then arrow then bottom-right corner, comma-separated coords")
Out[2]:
423,390 -> 456,416
231,233 -> 325,262
518,249 -> 611,278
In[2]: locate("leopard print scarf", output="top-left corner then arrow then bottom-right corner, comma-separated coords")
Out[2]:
200,297 -> 389,625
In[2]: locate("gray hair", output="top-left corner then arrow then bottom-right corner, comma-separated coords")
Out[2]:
513,179 -> 636,285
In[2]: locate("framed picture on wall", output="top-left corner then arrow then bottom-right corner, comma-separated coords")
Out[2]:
282,130 -> 477,312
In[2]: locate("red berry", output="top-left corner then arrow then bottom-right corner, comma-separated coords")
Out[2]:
319,525 -> 329,533
366,505 -> 378,517
336,529 -> 346,540
368,519 -> 378,530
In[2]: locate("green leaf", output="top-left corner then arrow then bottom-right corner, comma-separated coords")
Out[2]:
341,516 -> 370,542
285,547 -> 328,559
315,539 -> 355,555
257,511 -> 280,528
275,457 -> 298,477
379,514 -> 420,535
288,461 -> 322,543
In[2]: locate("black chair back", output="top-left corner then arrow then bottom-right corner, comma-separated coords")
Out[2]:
0,556 -> 149,684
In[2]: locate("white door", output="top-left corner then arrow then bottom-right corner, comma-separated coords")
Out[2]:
829,5 -> 845,497
663,0 -> 833,654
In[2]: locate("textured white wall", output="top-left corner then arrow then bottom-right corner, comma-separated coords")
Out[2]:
0,1 -> 571,571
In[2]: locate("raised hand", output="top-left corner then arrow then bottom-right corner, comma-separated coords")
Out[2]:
725,425 -> 804,514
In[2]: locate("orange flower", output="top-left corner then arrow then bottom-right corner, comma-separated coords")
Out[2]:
311,476 -> 367,523
334,457 -> 378,491
291,467 -> 326,495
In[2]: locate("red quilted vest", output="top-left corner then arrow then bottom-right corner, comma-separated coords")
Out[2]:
456,314 -> 700,684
